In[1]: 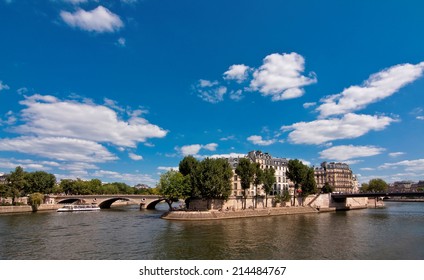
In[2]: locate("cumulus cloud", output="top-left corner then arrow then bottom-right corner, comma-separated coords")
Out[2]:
128,152 -> 143,161
0,136 -> 117,162
250,52 -> 317,101
15,94 -> 167,147
60,6 -> 124,33
319,145 -> 385,161
282,113 -> 396,145
317,62 -> 424,117
223,64 -> 250,83
178,143 -> 218,156
247,135 -> 276,146
0,81 -> 10,91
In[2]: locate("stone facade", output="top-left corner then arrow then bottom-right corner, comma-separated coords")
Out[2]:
314,162 -> 355,193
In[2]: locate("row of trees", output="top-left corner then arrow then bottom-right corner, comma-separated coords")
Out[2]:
0,166 -> 56,205
58,179 -> 156,195
0,166 -> 156,206
157,156 -> 319,210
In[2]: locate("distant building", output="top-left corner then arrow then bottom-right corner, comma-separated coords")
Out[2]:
389,181 -> 415,192
134,183 -> 150,189
0,172 -> 7,185
314,162 -> 355,193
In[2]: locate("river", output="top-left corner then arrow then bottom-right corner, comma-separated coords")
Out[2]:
0,201 -> 423,260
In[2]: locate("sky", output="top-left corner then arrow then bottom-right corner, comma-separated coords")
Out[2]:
0,0 -> 424,187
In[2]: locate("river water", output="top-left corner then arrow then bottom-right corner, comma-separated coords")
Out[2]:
0,201 -> 423,260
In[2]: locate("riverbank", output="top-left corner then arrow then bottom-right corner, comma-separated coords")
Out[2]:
161,206 -> 325,220
0,204 -> 61,214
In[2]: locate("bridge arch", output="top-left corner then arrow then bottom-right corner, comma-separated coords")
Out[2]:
98,197 -> 132,209
144,198 -> 168,210
57,198 -> 84,204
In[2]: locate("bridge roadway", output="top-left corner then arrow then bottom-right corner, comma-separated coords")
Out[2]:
49,194 -> 165,209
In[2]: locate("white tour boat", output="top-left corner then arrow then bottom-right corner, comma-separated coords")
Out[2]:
57,204 -> 101,212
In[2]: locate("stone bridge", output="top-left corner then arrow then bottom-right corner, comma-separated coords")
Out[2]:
48,194 -> 166,210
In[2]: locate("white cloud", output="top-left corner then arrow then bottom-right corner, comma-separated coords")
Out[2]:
0,136 -> 117,162
63,0 -> 88,4
360,167 -> 375,171
303,102 -> 316,108
0,158 -> 60,171
15,94 -> 167,147
128,152 -> 143,161
198,79 -> 218,87
319,145 -> 385,161
178,143 -> 219,156
197,85 -> 227,103
179,144 -> 202,156
247,135 -> 276,146
223,64 -> 250,83
0,81 -> 10,91
282,113 -> 396,145
60,6 -> 124,33
91,169 -> 157,186
389,152 -> 405,157
203,143 -> 218,151
210,153 -> 246,159
250,52 -> 317,101
157,166 -> 179,171
417,116 -> 424,120
229,90 -> 243,101
317,62 -> 424,117
379,159 -> 424,172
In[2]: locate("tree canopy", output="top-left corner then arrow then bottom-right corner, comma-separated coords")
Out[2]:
262,167 -> 276,207
196,157 -> 233,199
157,170 -> 191,210
362,178 -> 388,192
235,157 -> 255,197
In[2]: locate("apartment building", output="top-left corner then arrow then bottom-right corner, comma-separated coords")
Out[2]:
227,151 -> 290,197
314,162 -> 355,193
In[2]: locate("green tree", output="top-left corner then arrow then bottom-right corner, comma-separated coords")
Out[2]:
196,158 -> 233,202
60,179 -> 76,195
321,182 -> 334,193
262,167 -> 276,207
286,159 -> 308,206
179,155 -> 200,197
252,163 -> 263,209
301,167 -> 317,196
367,178 -> 388,192
235,158 -> 255,209
25,171 -> 56,194
7,166 -> 27,205
157,170 -> 191,210
28,192 -> 44,212
360,182 -> 369,193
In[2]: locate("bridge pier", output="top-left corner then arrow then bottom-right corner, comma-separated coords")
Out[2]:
140,203 -> 145,210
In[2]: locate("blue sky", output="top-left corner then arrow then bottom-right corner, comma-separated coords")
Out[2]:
1,0 -> 423,186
